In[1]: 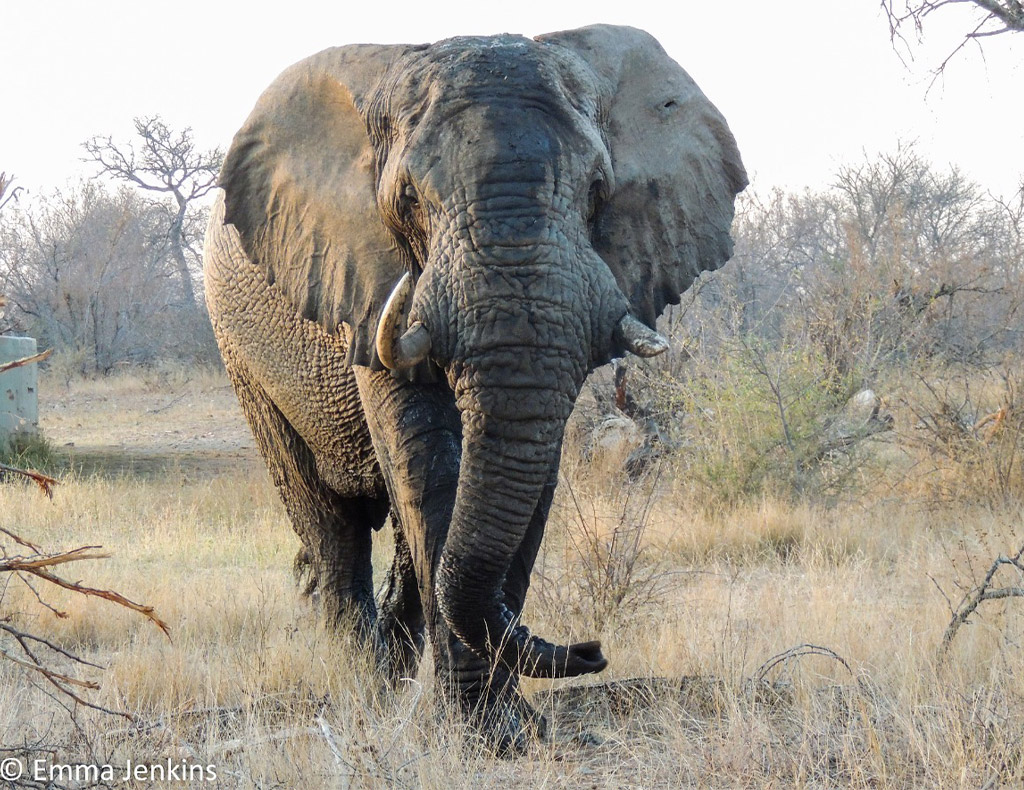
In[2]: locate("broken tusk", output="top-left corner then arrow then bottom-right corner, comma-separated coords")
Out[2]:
615,314 -> 669,358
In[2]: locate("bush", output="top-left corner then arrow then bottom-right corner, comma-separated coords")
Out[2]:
579,145 -> 1022,510
0,429 -> 55,474
895,364 -> 1024,505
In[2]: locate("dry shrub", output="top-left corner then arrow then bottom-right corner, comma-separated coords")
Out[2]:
895,364 -> 1024,505
533,467 -> 678,636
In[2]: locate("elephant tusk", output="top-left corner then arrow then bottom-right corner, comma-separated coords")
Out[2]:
375,273 -> 432,370
615,314 -> 670,358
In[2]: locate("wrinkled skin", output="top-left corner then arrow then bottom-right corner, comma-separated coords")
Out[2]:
204,24 -> 745,752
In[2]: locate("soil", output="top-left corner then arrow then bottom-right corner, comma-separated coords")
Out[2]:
37,369 -> 263,479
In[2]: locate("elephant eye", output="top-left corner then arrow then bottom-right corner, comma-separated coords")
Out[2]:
396,182 -> 421,225
401,183 -> 419,210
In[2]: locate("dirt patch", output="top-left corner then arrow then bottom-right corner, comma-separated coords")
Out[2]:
37,367 -> 263,479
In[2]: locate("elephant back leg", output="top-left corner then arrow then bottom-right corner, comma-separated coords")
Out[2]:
221,347 -> 385,637
376,517 -> 426,685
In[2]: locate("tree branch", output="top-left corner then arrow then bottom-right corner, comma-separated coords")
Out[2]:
938,543 -> 1024,658
881,0 -> 1022,76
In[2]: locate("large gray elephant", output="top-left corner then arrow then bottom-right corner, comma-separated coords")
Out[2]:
204,23 -> 745,751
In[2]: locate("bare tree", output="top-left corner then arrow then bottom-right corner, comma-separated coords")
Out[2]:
1,182 -> 190,372
882,1 -> 1024,73
703,144 -> 1021,378
0,172 -> 21,213
0,172 -> 17,321
83,116 -> 223,312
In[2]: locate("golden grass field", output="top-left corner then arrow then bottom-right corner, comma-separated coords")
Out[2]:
2,365 -> 1022,788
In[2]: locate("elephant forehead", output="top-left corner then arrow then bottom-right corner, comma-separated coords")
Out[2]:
390,36 -> 597,119
428,34 -> 538,75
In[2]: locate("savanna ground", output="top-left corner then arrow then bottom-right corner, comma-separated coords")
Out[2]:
1,361 -> 1022,789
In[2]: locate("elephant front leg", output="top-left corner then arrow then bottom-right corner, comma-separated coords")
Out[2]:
353,369 -> 544,752
432,474 -> 558,753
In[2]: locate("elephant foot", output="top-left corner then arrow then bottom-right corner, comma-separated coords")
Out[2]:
473,690 -> 547,757
442,680 -> 547,757
437,650 -> 547,755
376,614 -> 426,689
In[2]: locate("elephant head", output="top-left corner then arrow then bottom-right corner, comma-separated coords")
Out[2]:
217,25 -> 746,678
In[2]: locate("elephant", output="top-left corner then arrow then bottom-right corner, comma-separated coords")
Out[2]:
203,23 -> 746,752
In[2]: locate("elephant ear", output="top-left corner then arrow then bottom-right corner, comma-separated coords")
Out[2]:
540,25 -> 747,328
219,44 -> 414,369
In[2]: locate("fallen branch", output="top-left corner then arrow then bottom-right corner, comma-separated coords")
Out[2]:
0,348 -> 53,375
753,643 -> 854,685
0,463 -> 58,498
938,543 -> 1024,659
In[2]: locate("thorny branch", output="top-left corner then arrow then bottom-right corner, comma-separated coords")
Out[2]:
938,542 -> 1024,658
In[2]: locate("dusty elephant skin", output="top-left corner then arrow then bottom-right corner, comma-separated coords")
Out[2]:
204,23 -> 745,753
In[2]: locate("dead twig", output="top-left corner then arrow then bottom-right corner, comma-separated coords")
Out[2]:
0,463 -> 58,499
13,562 -> 171,637
0,546 -> 112,574
0,647 -> 101,690
753,643 -> 855,685
0,525 -> 42,553
0,348 -> 53,376
1,526 -> 171,721
938,543 -> 1024,659
0,622 -> 104,669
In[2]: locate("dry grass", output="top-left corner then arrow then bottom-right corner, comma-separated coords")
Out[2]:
1,366 -> 1022,788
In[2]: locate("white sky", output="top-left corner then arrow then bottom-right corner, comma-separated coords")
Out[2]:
2,0 -> 1021,199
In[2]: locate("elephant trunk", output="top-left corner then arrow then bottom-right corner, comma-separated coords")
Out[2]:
435,371 -> 607,678
371,177 -> 666,676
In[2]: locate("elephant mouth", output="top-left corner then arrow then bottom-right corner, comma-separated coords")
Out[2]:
374,272 -> 669,373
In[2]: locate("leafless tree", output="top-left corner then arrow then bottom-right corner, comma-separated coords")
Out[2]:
0,172 -> 21,213
0,172 -> 17,321
700,144 -> 1022,378
0,182 -> 192,372
882,1 -> 1024,73
83,116 -> 223,312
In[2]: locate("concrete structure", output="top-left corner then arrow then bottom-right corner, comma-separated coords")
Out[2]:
0,335 -> 40,453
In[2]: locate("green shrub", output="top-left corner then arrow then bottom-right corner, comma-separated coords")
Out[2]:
0,430 -> 57,475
